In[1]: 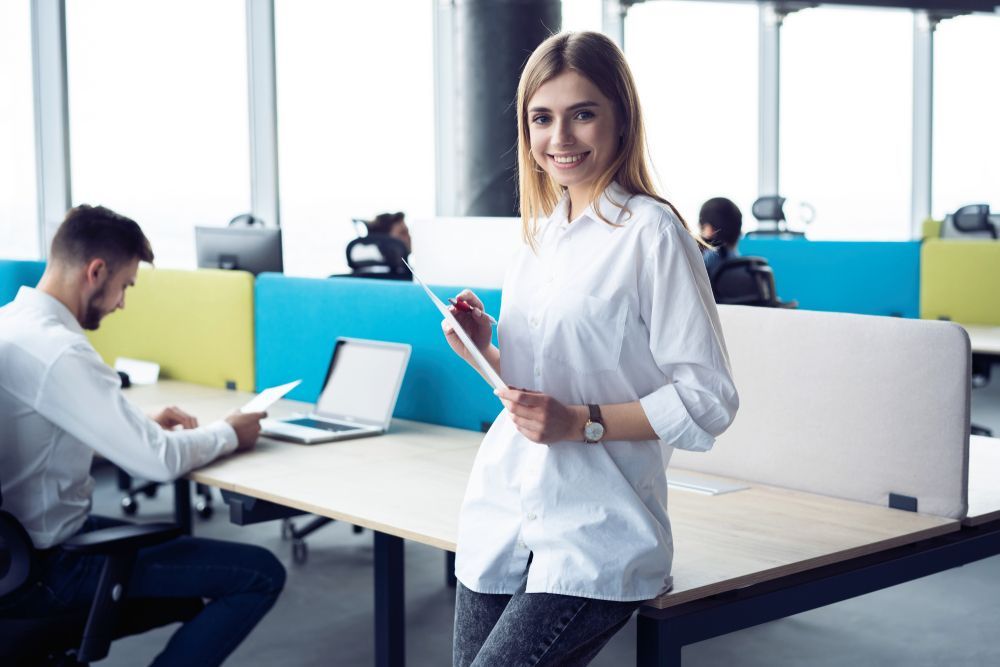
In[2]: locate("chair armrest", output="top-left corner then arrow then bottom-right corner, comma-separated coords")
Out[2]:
61,522 -> 181,555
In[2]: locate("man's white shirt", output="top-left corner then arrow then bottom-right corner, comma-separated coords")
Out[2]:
455,183 -> 739,602
0,287 -> 237,549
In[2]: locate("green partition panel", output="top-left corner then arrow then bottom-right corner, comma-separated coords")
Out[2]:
88,267 -> 256,390
921,239 -> 1000,325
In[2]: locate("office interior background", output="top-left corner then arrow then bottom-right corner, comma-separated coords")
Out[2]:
3,1 -> 1000,666
2,0 -> 998,277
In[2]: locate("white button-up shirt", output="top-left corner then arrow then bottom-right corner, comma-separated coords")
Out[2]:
0,287 -> 237,549
455,182 -> 739,601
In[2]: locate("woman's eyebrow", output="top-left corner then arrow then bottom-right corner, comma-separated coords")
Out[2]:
528,100 -> 600,113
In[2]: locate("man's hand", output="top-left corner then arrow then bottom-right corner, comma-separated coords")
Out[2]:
151,406 -> 198,431
225,411 -> 267,451
496,388 -> 585,444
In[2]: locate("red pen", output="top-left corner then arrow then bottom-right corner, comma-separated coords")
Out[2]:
448,298 -> 498,326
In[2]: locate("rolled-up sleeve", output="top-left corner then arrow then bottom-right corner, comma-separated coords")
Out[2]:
36,343 -> 238,481
637,219 -> 739,452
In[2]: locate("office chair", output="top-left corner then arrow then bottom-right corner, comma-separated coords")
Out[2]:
710,256 -> 797,309
342,235 -> 412,281
0,480 -> 202,666
745,195 -> 807,238
951,204 -> 997,239
117,469 -> 214,518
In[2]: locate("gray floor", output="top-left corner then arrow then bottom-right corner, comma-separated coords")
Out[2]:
95,379 -> 1000,666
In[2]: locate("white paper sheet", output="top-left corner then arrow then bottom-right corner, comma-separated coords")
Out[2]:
241,379 -> 302,414
402,259 -> 507,391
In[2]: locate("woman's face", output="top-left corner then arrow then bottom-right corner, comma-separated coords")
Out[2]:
527,70 -> 620,200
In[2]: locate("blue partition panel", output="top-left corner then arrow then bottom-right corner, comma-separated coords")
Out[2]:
0,260 -> 45,305
739,239 -> 921,317
256,274 -> 503,432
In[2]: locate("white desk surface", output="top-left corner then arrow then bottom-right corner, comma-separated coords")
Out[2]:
968,435 -> 1000,526
128,381 -> 964,610
963,325 -> 1000,356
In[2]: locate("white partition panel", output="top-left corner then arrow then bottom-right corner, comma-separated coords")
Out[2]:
672,306 -> 970,519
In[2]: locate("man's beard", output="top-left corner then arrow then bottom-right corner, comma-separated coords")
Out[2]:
81,286 -> 107,331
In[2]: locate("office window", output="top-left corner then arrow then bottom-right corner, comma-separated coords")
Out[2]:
780,6 -> 912,240
933,13 -> 1000,219
0,0 -> 39,259
562,0 -> 602,32
275,0 -> 434,278
626,1 -> 758,225
66,0 -> 250,268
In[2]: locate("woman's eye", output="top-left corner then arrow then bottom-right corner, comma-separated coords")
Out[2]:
575,110 -> 595,121
531,114 -> 551,125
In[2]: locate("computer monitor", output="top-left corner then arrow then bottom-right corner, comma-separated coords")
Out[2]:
195,226 -> 284,275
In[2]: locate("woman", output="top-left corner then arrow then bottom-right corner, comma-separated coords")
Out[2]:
443,31 -> 739,666
698,196 -> 743,278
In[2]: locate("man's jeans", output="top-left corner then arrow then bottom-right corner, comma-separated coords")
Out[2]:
453,566 -> 641,667
4,515 -> 286,666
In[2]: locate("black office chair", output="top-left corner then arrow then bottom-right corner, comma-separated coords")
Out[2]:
342,235 -> 412,281
0,480 -> 203,666
710,256 -> 797,309
951,204 -> 997,239
745,195 -> 807,238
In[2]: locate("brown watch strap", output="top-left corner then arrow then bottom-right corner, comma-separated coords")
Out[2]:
588,404 -> 603,424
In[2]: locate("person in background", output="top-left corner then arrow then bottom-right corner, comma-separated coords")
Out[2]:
366,211 -> 412,253
0,204 -> 285,667
698,196 -> 743,277
443,31 -> 739,666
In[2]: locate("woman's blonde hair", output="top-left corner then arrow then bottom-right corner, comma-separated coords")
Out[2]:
516,31 -> 689,247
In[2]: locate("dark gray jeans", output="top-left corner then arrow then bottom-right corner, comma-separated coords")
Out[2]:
453,566 -> 641,666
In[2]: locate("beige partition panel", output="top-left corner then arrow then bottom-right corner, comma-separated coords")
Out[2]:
671,306 -> 970,519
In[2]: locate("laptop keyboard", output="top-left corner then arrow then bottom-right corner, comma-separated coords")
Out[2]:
285,418 -> 362,433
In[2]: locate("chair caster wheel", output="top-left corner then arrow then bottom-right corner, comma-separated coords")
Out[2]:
142,485 -> 158,498
195,500 -> 213,519
281,519 -> 295,541
121,496 -> 138,515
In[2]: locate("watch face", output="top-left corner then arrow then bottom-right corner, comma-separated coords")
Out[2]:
584,420 -> 605,442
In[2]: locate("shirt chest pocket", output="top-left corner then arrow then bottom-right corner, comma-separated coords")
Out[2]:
540,293 -> 628,375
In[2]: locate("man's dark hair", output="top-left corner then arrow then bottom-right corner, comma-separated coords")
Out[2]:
699,197 -> 743,248
366,211 -> 405,236
50,205 -> 154,269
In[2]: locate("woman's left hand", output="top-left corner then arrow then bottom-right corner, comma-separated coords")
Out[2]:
496,387 -> 582,444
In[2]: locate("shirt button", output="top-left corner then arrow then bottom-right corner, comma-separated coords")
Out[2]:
526,512 -> 537,521
530,317 -> 539,327
517,540 -> 527,549
534,367 -> 541,377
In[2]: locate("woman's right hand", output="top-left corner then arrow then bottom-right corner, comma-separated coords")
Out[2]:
441,289 -> 493,363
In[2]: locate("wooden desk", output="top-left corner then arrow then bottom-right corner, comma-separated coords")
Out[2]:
129,381 -> 988,667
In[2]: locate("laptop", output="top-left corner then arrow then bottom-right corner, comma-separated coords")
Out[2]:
260,338 -> 411,444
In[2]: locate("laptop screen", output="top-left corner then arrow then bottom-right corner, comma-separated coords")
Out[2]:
314,339 -> 410,427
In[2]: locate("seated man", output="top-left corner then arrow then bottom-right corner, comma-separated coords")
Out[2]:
0,205 -> 285,666
699,197 -> 743,278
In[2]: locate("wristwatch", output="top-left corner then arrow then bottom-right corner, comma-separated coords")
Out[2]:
583,404 -> 605,444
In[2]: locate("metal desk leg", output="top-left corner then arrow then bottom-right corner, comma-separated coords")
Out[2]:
636,615 -> 681,667
445,551 -> 457,587
173,479 -> 192,535
374,531 -> 405,667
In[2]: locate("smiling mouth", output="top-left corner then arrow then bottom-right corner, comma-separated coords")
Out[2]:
548,152 -> 590,169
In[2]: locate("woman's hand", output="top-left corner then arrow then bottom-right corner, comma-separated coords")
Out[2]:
496,387 -> 585,444
441,289 -> 494,364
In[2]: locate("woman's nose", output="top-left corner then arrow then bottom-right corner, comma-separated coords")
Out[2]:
552,119 -> 574,146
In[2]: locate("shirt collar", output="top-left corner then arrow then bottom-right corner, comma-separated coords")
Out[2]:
555,181 -> 634,233
15,286 -> 85,335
